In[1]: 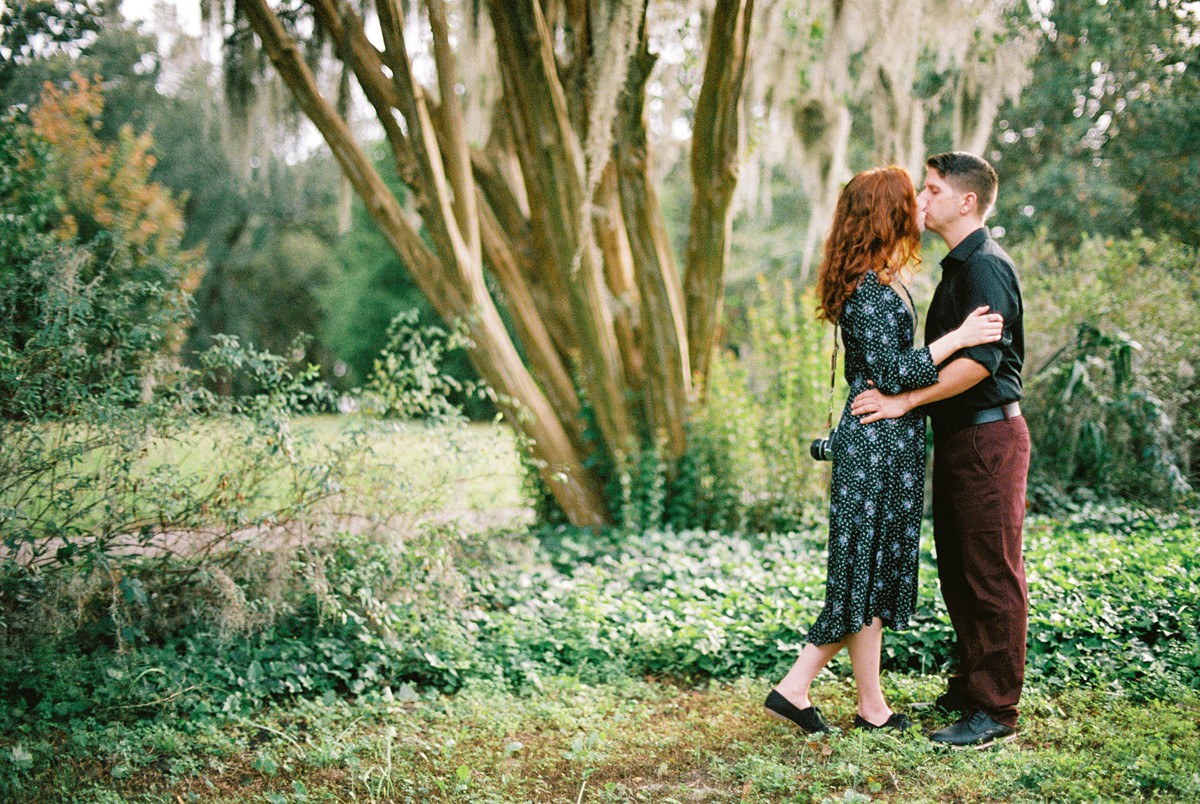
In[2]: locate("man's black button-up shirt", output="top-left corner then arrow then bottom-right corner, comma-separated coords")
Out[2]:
923,227 -> 1024,419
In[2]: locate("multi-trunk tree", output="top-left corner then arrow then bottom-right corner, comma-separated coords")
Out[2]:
227,0 -> 754,525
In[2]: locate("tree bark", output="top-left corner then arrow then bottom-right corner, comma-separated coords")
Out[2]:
616,28 -> 690,461
685,0 -> 755,390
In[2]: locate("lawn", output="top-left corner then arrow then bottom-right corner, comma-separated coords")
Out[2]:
2,419 -> 1198,803
13,675 -> 1200,802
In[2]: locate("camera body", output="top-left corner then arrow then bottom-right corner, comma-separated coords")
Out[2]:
809,427 -> 838,461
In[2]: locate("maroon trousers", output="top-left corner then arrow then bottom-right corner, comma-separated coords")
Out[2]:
931,415 -> 1031,728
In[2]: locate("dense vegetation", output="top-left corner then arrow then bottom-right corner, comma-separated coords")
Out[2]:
2,452 -> 1197,800
2,1 -> 1198,801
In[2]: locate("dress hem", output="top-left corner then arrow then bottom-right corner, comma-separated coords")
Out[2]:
806,613 -> 911,647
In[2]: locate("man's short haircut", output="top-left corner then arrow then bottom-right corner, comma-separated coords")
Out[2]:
926,151 -> 998,218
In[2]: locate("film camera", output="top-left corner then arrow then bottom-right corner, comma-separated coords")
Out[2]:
809,428 -> 837,461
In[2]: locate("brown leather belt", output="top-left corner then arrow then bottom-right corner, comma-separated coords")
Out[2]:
933,401 -> 1022,437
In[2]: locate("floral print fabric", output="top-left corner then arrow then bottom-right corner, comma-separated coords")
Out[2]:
807,271 -> 939,645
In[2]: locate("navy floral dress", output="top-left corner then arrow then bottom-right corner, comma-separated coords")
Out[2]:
807,271 -> 940,646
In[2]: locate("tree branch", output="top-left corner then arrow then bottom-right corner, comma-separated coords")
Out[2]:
366,0 -> 473,280
617,13 -> 690,460
306,0 -> 418,186
427,0 -> 481,263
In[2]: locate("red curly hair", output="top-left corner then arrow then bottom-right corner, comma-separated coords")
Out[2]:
816,166 -> 922,323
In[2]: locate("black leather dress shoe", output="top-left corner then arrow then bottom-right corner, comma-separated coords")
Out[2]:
764,690 -> 834,734
929,709 -> 1017,749
853,712 -> 913,732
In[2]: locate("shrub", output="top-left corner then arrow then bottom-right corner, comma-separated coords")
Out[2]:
1015,233 -> 1199,508
0,82 -> 202,419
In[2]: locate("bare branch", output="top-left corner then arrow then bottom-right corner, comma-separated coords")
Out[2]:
427,0 -> 481,263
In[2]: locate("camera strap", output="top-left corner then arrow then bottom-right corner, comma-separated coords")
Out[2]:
825,323 -> 839,430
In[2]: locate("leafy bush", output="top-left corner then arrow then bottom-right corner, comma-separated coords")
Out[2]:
1015,233 -> 1199,508
360,309 -> 477,422
0,83 -> 201,419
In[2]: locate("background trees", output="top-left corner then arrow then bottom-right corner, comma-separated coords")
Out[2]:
992,0 -> 1200,246
2,0 -> 1196,511
0,76 -> 200,417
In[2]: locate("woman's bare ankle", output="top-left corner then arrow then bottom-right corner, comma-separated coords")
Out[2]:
773,684 -> 813,709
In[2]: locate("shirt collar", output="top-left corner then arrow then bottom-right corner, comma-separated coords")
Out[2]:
941,227 -> 989,272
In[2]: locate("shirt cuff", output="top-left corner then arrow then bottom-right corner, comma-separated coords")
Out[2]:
959,343 -> 1002,374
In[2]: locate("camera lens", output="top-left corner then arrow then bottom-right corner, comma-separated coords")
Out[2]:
809,429 -> 836,461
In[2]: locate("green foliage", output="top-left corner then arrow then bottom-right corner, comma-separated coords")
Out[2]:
1017,233 -> 1199,507
0,334 -> 337,581
665,350 -> 750,533
993,0 -> 1200,246
5,676 -> 1198,802
360,309 -> 476,422
740,277 -> 836,527
476,512 -> 1200,693
0,101 -> 196,419
0,5 -> 355,395
5,493 -> 1196,783
0,1 -> 107,98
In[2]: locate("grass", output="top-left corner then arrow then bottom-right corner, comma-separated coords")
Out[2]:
141,415 -> 523,516
2,415 -> 526,548
5,419 -> 1198,802
10,675 -> 1199,803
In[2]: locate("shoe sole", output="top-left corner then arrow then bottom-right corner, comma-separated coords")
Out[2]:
946,732 -> 1019,751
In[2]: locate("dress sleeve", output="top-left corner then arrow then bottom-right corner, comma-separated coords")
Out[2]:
841,276 -> 940,396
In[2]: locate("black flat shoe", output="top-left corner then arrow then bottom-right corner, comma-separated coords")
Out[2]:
853,712 -> 913,731
764,689 -> 833,734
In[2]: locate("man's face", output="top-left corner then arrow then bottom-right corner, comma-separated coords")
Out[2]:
916,169 -> 967,236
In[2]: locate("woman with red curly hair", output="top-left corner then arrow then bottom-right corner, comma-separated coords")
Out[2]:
763,166 -> 1003,734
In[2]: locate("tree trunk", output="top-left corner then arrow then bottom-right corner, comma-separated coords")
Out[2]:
685,0 -> 755,389
233,0 -> 755,525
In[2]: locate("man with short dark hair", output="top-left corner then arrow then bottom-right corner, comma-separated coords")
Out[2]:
850,151 -> 1029,749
